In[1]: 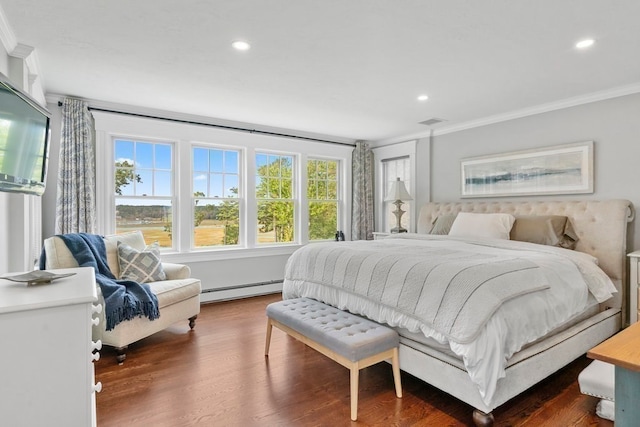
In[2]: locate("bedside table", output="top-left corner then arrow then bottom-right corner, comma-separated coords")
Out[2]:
372,232 -> 391,240
628,251 -> 640,324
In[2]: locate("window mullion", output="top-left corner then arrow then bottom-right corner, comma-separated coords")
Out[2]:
299,153 -> 309,244
245,147 -> 257,248
97,131 -> 114,234
176,140 -> 191,252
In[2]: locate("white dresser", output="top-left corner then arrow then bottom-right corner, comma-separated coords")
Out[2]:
0,267 -> 102,427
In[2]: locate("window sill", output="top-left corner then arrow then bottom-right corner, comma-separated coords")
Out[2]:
160,244 -> 303,264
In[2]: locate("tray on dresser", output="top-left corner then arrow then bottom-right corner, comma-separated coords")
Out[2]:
0,271 -> 77,285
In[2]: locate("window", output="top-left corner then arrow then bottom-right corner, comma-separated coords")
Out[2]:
307,158 -> 340,240
95,111 -> 352,260
383,157 -> 411,232
114,139 -> 173,248
256,153 -> 295,244
192,147 -> 241,247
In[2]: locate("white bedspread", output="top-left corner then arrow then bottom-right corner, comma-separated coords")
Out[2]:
283,234 -> 617,406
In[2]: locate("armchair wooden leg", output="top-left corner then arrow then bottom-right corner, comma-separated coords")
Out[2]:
115,346 -> 128,365
188,315 -> 198,330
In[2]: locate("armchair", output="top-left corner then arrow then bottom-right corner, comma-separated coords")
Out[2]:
42,231 -> 201,364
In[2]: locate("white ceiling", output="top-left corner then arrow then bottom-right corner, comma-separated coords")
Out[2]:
1,1 -> 639,143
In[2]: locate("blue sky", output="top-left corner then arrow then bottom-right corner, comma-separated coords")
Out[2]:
115,140 -> 239,201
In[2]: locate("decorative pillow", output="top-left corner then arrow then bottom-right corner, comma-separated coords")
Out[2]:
117,241 -> 166,283
510,215 -> 579,249
428,214 -> 457,235
448,212 -> 516,240
560,219 -> 579,249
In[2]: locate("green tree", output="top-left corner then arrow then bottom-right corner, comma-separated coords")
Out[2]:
193,191 -> 206,227
307,159 -> 338,240
256,157 -> 294,242
309,202 -> 337,240
216,188 -> 239,245
114,160 -> 142,195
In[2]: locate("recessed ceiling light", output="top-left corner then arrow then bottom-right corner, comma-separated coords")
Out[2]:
232,40 -> 251,51
575,39 -> 595,49
417,94 -> 429,102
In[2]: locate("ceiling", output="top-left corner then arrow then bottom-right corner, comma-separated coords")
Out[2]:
1,1 -> 639,143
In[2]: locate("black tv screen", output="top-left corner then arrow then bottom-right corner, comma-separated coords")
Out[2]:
0,72 -> 51,196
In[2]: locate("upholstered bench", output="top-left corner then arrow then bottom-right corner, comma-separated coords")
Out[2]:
264,297 -> 402,421
578,360 -> 615,421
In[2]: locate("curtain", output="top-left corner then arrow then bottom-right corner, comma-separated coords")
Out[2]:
55,98 -> 96,234
351,141 -> 375,240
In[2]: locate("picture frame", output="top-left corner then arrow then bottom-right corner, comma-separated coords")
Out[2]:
460,141 -> 594,198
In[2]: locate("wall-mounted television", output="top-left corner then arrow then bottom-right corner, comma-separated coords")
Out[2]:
0,72 -> 51,196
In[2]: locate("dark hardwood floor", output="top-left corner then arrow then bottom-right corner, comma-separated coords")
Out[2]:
95,294 -> 613,426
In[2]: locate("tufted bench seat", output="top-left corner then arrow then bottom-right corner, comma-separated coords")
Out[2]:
265,297 -> 402,421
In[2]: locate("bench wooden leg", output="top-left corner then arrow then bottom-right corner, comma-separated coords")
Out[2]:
265,319 -> 273,356
265,309 -> 401,422
392,347 -> 402,398
350,363 -> 359,421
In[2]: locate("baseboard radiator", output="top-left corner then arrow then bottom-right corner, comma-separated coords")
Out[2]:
200,279 -> 283,303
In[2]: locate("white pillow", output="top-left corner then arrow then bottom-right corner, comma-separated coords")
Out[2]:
448,212 -> 516,240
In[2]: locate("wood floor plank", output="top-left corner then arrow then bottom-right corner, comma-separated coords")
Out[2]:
95,294 -> 613,426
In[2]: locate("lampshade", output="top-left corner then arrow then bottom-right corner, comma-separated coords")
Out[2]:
384,177 -> 413,202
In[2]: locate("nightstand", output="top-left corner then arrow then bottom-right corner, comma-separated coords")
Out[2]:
628,251 -> 640,324
372,232 -> 391,240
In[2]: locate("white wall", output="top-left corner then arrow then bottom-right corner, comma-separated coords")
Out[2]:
417,92 -> 640,249
41,102 -> 61,240
0,45 -> 8,274
0,42 -> 44,273
37,106 -> 353,302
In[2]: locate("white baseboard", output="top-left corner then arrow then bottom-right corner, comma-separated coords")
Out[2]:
200,282 -> 283,303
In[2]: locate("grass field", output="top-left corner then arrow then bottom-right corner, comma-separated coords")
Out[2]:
117,220 -> 276,247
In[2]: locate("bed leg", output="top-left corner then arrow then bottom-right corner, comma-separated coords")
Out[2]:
472,409 -> 494,427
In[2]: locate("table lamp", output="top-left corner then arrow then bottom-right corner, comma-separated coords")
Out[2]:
384,177 -> 412,233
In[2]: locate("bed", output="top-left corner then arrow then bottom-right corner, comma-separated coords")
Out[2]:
282,200 -> 634,426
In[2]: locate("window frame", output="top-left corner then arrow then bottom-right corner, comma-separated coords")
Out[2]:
110,136 -> 179,250
93,111 -> 353,263
306,156 -> 342,241
191,144 -> 243,250
381,156 -> 412,233
255,150 -> 297,245
372,140 -> 417,233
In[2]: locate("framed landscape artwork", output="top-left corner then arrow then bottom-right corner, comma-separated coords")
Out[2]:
460,141 -> 594,198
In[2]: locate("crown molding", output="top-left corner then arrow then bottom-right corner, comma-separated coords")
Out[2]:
375,82 -> 640,146
9,43 -> 33,59
432,82 -> 640,137
0,7 -> 46,103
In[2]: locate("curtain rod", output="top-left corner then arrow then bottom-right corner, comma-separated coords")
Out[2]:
57,102 -> 356,147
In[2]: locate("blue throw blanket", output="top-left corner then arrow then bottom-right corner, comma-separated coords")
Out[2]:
39,233 -> 159,331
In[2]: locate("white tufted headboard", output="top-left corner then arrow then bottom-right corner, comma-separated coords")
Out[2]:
417,200 -> 634,310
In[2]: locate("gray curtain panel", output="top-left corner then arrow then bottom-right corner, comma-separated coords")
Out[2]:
55,98 -> 96,234
351,141 -> 374,240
